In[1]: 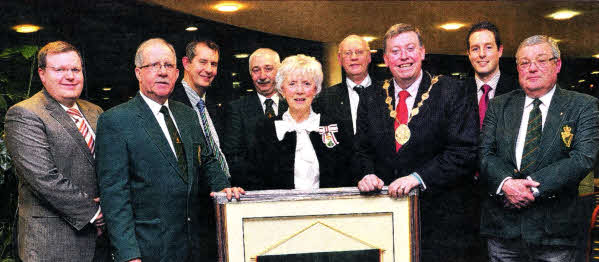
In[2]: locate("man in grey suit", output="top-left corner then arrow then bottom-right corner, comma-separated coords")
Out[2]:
5,41 -> 108,261
480,35 -> 599,261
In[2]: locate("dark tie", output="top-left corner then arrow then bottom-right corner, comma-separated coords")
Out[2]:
159,106 -> 188,183
196,100 -> 230,177
520,99 -> 542,175
478,84 -> 491,129
264,98 -> 275,119
394,90 -> 410,152
353,85 -> 365,95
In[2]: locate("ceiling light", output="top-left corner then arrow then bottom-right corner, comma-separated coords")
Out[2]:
103,97 -> 110,100
234,53 -> 249,59
591,71 -> 599,75
370,50 -> 378,53
440,23 -> 465,31
186,26 -> 198,32
579,79 -> 586,83
102,87 -> 112,91
362,36 -> 376,43
594,54 -> 599,59
214,2 -> 243,12
246,89 -> 253,92
231,72 -> 237,76
547,10 -> 580,20
451,72 -> 461,76
376,63 -> 387,68
12,24 -> 42,33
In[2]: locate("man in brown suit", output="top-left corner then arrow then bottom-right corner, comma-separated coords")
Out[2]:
5,41 -> 109,261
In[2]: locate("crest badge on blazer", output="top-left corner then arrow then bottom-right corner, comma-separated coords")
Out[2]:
561,125 -> 573,148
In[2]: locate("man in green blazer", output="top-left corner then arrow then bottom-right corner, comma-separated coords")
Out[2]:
480,35 -> 599,261
95,38 -> 243,262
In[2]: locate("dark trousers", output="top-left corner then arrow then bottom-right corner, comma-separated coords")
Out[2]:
488,238 -> 576,262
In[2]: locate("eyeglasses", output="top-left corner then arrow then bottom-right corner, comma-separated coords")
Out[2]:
341,49 -> 367,58
139,62 -> 176,72
46,66 -> 82,75
517,57 -> 557,69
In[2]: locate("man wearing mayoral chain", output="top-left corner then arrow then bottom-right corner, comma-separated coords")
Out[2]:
355,23 -> 479,262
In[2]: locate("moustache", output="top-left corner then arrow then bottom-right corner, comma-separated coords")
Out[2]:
256,79 -> 271,85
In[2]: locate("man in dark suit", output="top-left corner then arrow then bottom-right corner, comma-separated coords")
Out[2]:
480,35 -> 599,262
465,21 -> 518,261
355,23 -> 479,262
95,38 -> 243,262
223,48 -> 288,190
5,41 -> 109,261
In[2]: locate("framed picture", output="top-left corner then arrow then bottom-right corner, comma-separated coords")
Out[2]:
213,187 -> 420,262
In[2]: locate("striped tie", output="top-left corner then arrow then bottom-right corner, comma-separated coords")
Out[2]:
520,99 -> 542,174
66,108 -> 95,155
196,100 -> 230,177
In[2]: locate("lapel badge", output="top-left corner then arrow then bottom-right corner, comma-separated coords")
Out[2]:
561,125 -> 573,148
318,124 -> 339,148
197,145 -> 202,166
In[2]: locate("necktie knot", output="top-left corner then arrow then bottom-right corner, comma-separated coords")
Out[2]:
67,108 -> 83,120
265,98 -> 274,108
481,84 -> 491,95
353,85 -> 365,95
399,90 -> 410,100
532,98 -> 542,108
196,99 -> 206,113
159,106 -> 170,116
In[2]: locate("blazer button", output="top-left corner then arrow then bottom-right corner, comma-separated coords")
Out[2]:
187,217 -> 191,222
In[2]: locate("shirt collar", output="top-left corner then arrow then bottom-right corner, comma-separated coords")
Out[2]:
59,101 -> 82,112
393,70 -> 422,98
346,74 -> 372,89
475,70 -> 501,90
257,92 -> 280,107
139,91 -> 170,117
524,84 -> 556,108
181,80 -> 205,107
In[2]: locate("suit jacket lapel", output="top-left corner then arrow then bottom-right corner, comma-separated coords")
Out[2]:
338,82 -> 354,134
133,94 -> 182,179
534,87 -> 565,170
383,79 -> 397,153
43,90 -> 95,165
507,92 -> 525,166
277,94 -> 289,116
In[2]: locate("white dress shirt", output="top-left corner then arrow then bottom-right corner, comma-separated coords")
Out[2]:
257,92 -> 280,116
346,75 -> 372,134
275,110 -> 321,190
475,70 -> 501,102
139,92 -> 180,157
393,70 -> 423,117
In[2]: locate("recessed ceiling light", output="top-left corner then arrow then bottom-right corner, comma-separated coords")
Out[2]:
234,53 -> 249,59
547,10 -> 580,20
214,2 -> 243,12
370,50 -> 378,53
362,36 -> 376,43
591,71 -> 599,75
231,72 -> 237,76
593,54 -> 599,59
440,23 -> 465,31
246,89 -> 253,92
102,87 -> 112,91
103,97 -> 110,100
579,79 -> 586,83
186,26 -> 198,31
12,24 -> 42,33
451,72 -> 461,76
376,63 -> 387,68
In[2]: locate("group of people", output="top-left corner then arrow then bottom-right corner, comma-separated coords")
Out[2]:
4,21 -> 597,262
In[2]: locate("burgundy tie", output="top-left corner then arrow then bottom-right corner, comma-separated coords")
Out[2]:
478,84 -> 491,129
67,108 -> 95,155
394,90 -> 410,152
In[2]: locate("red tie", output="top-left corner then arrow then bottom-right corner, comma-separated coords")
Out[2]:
394,90 -> 410,152
67,108 -> 95,155
478,84 -> 491,129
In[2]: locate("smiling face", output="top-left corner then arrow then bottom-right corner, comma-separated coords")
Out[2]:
383,31 -> 425,88
250,53 -> 278,97
38,51 -> 84,107
182,43 -> 219,94
338,36 -> 371,83
468,29 -> 503,81
516,43 -> 561,98
135,42 -> 179,104
280,72 -> 318,117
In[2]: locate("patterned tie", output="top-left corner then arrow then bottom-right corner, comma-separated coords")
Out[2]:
394,90 -> 410,152
159,106 -> 188,183
66,108 -> 95,155
520,99 -> 542,175
353,85 -> 365,95
196,100 -> 230,177
264,98 -> 275,119
478,84 -> 491,129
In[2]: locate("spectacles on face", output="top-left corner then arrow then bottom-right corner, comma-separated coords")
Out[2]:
139,62 -> 176,72
517,56 -> 557,70
341,49 -> 367,58
46,66 -> 82,75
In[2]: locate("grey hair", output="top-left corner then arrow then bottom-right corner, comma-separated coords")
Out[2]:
248,48 -> 280,73
275,54 -> 323,95
134,38 -> 176,67
338,35 -> 370,54
516,35 -> 560,60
